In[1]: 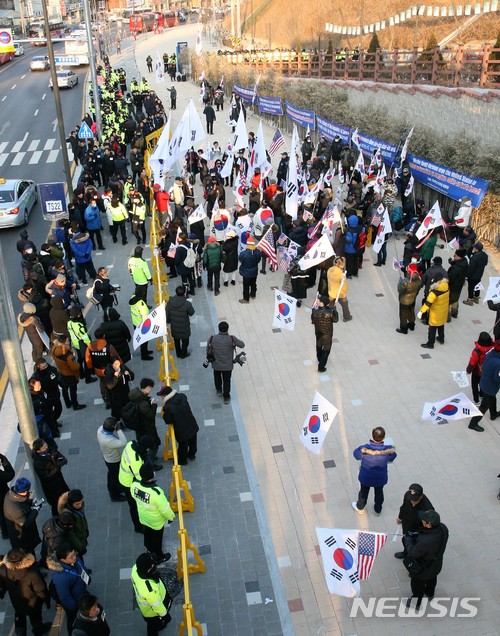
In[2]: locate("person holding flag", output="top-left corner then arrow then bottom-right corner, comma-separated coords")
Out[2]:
129,294 -> 154,361
238,237 -> 262,304
418,273 -> 450,349
327,257 -> 352,322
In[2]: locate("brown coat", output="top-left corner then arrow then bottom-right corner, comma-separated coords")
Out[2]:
52,342 -> 80,379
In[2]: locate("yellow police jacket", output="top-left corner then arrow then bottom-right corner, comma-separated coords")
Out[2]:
130,480 -> 175,530
131,564 -> 168,618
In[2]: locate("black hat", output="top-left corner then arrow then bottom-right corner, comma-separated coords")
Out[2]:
140,463 -> 155,481
418,510 -> 440,526
455,248 -> 467,258
157,385 -> 173,397
138,435 -> 155,450
136,552 -> 156,577
407,484 -> 423,501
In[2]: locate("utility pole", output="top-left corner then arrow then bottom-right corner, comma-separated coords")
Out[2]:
83,0 -> 103,138
0,246 -> 39,491
236,0 -> 241,40
41,0 -> 74,197
230,0 -> 235,38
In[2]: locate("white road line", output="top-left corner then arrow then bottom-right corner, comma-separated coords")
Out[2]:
1,96 -> 6,102
29,150 -> 43,164
11,84 -> 16,90
12,141 -> 25,153
0,153 -> 8,167
28,140 -> 40,151
43,139 -> 55,150
46,149 -> 58,163
21,75 -> 26,79
42,93 -> 46,100
0,142 -> 7,153
34,109 -> 39,116
10,152 -> 25,166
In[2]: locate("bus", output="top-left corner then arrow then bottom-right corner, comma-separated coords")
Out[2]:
28,19 -> 64,45
64,38 -> 90,65
129,12 -> 156,33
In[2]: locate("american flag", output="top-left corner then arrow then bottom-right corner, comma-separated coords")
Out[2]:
357,531 -> 387,580
257,227 -> 278,271
311,292 -> 321,309
277,232 -> 288,246
279,249 -> 291,271
268,129 -> 285,156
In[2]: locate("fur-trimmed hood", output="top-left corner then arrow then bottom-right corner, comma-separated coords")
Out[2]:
45,556 -> 64,573
161,388 -> 177,404
1,552 -> 36,571
17,312 -> 38,328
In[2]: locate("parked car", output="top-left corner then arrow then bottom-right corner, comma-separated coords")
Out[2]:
49,70 -> 79,89
30,55 -> 49,71
0,179 -> 38,228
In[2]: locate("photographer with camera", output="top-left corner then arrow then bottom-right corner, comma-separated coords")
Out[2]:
93,267 -> 120,311
205,321 -> 245,405
4,478 -> 43,556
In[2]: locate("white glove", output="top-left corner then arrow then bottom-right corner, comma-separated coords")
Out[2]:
417,311 -> 422,319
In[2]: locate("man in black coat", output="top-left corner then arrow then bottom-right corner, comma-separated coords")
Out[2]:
403,510 -> 448,607
0,454 -> 15,539
203,104 -> 216,135
158,386 -> 199,465
0,548 -> 51,635
394,484 -> 434,559
464,241 -> 488,305
276,152 -> 289,185
447,248 -> 468,319
4,478 -> 42,555
311,297 -> 337,373
166,286 -> 195,359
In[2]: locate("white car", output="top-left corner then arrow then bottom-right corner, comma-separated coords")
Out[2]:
30,55 -> 50,71
0,179 -> 38,228
13,42 -> 24,56
50,70 -> 79,89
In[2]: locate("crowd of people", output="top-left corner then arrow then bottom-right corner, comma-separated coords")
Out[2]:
2,54 -> 499,634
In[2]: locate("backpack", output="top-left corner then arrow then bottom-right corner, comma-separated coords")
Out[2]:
121,402 -> 139,430
85,281 -> 103,306
182,244 -> 196,269
357,230 -> 367,250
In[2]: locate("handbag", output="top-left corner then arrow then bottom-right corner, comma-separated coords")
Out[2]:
331,304 -> 339,323
403,555 -> 425,577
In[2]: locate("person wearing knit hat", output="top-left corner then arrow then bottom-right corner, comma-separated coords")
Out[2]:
238,235 -> 262,304
130,461 -> 175,563
131,552 -> 172,633
4,477 -> 42,555
464,240 -> 488,306
17,302 -> 47,362
467,338 -> 500,432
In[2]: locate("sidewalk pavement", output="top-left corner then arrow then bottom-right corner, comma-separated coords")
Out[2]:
0,24 -> 499,636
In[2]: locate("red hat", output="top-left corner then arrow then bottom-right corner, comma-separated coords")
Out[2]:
153,183 -> 161,191
207,236 -> 216,243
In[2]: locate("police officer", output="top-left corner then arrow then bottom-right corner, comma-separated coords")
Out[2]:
130,464 -> 174,563
131,552 -> 172,636
128,246 -> 152,302
119,436 -> 159,534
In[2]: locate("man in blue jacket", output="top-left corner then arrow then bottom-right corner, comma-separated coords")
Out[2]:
468,339 -> 500,431
352,426 -> 397,514
83,199 -> 104,251
70,232 -> 97,286
238,236 -> 262,304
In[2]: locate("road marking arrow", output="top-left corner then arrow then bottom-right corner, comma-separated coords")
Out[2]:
52,119 -> 58,132
0,122 -> 10,136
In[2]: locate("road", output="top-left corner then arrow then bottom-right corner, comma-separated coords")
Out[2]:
0,43 -> 87,383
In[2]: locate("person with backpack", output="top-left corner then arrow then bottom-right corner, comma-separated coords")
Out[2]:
174,233 -> 196,297
466,331 -> 494,405
97,416 -> 127,502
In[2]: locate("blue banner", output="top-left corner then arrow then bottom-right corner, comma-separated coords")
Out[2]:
285,101 -> 315,129
233,83 -> 255,103
357,132 -> 397,164
407,154 -> 489,208
316,114 -> 350,144
258,95 -> 283,116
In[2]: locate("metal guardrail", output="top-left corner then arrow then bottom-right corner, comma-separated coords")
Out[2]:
217,46 -> 500,89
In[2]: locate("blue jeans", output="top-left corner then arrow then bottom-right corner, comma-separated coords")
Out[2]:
356,483 -> 384,513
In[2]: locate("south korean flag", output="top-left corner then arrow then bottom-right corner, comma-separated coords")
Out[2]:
316,527 -> 360,597
272,289 -> 297,332
299,391 -> 338,455
133,302 -> 167,350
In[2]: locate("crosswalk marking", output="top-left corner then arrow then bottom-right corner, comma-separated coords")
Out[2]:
28,140 -> 40,152
11,140 -> 25,153
29,150 -> 43,164
11,152 -> 26,166
47,149 -> 58,163
0,153 -> 8,166
43,139 -> 55,150
0,142 -> 7,153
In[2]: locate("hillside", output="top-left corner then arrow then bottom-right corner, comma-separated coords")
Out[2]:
236,0 -> 500,50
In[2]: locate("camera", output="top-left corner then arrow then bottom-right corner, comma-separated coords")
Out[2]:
233,351 -> 246,367
202,358 -> 210,368
32,498 -> 45,511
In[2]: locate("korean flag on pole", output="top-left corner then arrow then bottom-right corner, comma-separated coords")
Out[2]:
316,527 -> 360,597
273,289 -> 297,331
415,201 -> 443,240
133,303 -> 167,350
188,204 -> 207,225
483,276 -> 500,304
372,205 -> 392,254
298,234 -> 335,270
300,391 -> 338,455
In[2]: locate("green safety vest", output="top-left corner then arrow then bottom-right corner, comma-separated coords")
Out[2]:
128,257 -> 151,285
110,203 -> 128,222
131,204 -> 146,222
130,297 -> 149,327
130,480 -> 175,530
131,564 -> 168,618
119,441 -> 144,487
67,319 -> 90,349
